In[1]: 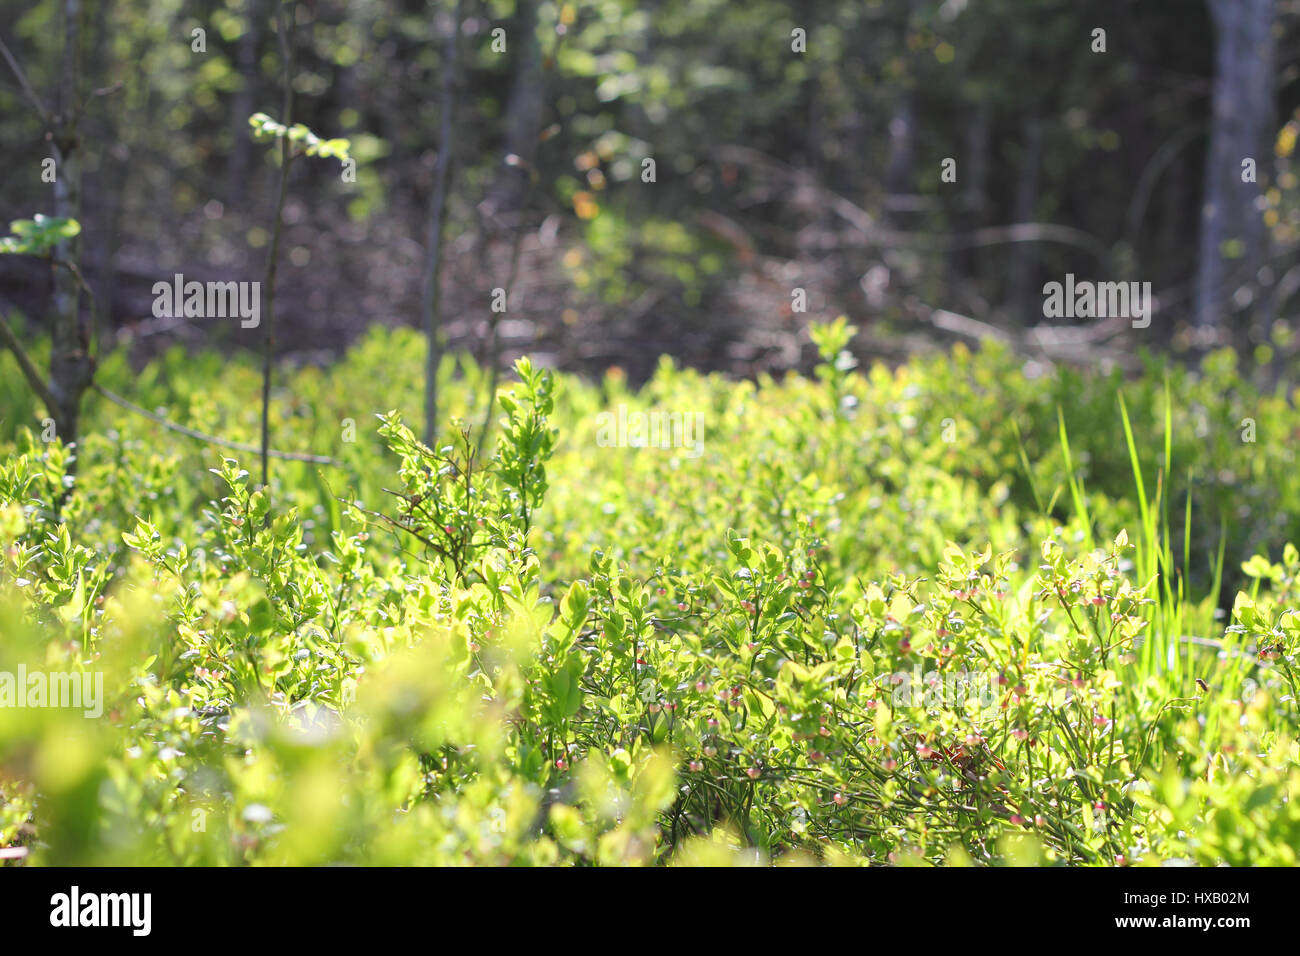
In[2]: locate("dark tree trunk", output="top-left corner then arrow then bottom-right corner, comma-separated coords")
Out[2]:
1010,114 -> 1043,332
1196,0 -> 1276,348
48,0 -> 93,443
228,0 -> 262,207
485,0 -> 543,220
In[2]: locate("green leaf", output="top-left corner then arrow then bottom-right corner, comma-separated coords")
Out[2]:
0,215 -> 81,257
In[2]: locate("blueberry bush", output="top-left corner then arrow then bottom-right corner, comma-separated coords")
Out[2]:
1,320 -> 1298,866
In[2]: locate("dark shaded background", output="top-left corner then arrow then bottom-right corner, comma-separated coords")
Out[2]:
2,0 -> 1298,385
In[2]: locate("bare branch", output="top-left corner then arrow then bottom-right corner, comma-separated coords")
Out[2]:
259,0 -> 297,489
0,311 -> 56,410
0,33 -> 50,126
422,0 -> 464,445
69,79 -> 122,127
53,257 -> 99,357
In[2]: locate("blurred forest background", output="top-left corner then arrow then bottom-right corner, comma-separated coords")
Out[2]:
3,0 -> 1300,391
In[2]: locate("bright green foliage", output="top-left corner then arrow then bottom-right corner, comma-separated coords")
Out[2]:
249,113 -> 352,163
0,215 -> 81,257
1,325 -> 1298,865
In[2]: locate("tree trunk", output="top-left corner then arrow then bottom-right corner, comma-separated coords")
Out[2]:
48,0 -> 92,443
1010,114 -> 1043,332
228,0 -> 262,207
1196,0 -> 1276,348
485,0 -> 542,220
948,99 -> 991,293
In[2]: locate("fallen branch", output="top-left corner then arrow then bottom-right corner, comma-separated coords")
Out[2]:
716,144 -> 1117,270
909,301 -> 1140,370
922,307 -> 1012,344
93,384 -> 344,467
